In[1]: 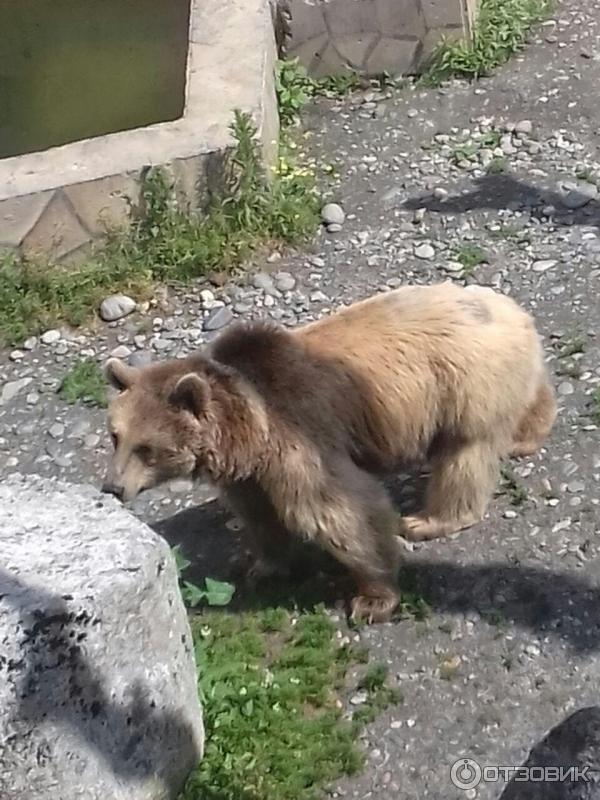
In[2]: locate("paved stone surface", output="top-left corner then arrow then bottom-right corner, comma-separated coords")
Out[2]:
1,1 -> 600,797
0,475 -> 203,800
279,0 -> 477,76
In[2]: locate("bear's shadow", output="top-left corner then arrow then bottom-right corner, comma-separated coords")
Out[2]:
151,473 -> 426,613
152,473 -> 600,654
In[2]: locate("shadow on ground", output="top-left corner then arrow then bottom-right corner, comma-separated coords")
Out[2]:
152,476 -> 600,654
404,173 -> 600,230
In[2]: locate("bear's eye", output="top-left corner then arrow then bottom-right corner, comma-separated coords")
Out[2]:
134,444 -> 154,463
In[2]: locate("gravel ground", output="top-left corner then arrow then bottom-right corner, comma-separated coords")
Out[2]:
2,0 -> 600,797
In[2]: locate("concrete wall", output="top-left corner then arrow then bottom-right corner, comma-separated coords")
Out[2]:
0,0 -> 278,265
279,0 -> 478,77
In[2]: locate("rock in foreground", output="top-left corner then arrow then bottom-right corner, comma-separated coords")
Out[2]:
0,475 -> 203,800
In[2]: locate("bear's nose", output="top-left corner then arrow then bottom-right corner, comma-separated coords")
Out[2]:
101,482 -> 124,500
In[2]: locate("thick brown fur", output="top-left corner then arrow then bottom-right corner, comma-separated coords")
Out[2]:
103,282 -> 556,623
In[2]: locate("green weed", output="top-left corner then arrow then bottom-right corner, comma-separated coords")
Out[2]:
575,168 -> 598,185
0,111 -> 320,344
275,59 -> 316,126
498,465 -> 528,507
172,545 -> 235,609
423,0 -> 552,84
453,243 -> 488,274
181,607 -> 401,800
487,156 -> 507,174
58,358 -> 107,407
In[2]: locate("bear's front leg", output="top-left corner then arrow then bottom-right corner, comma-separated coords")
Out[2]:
294,460 -> 402,624
222,480 -> 293,588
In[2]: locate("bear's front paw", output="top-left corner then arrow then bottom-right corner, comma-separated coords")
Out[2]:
350,587 -> 399,624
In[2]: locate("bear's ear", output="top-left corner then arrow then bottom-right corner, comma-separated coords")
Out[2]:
169,373 -> 210,418
104,358 -> 138,392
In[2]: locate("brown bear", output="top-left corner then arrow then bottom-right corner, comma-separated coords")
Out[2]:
103,282 -> 556,622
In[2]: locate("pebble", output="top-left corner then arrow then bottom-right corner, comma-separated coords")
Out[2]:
84,433 -> 101,449
274,273 -> 296,292
532,259 -> 557,272
9,350 -> 24,361
99,294 -> 136,322
415,243 -> 435,260
48,423 -> 64,440
200,289 -> 216,308
558,381 -> 575,396
41,329 -> 61,345
203,306 -> 234,332
1,377 -> 33,405
109,345 -> 132,359
23,337 -> 37,351
515,119 -> 533,135
321,203 -> 345,226
252,272 -> 276,293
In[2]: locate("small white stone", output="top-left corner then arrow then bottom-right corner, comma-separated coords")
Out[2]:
109,345 -> 132,359
41,329 -> 61,345
99,294 -> 136,322
558,381 -> 574,396
515,119 -> 533,135
200,289 -> 216,308
532,259 -> 557,273
415,243 -> 435,260
321,203 -> 345,226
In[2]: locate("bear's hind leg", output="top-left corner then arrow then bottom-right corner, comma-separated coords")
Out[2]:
403,439 -> 500,541
510,376 -> 556,458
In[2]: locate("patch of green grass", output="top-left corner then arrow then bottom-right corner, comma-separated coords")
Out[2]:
275,58 -> 402,127
487,156 -> 507,175
58,358 -> 107,407
553,333 -> 586,359
275,59 -> 362,125
0,111 -> 321,344
453,243 -> 488,274
497,464 -> 528,507
423,0 -> 552,84
181,607 -> 401,800
451,140 -> 481,164
552,333 -> 586,380
576,168 -> 598,185
450,132 -> 501,166
488,222 -> 526,242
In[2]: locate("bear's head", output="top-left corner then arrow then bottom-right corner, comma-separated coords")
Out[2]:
102,356 -> 265,502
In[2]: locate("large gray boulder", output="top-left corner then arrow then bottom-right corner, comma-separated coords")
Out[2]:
0,475 -> 204,800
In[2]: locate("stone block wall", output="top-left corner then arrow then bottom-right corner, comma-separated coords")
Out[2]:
278,0 -> 478,77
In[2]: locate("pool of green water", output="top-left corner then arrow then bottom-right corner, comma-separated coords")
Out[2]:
0,0 -> 190,160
